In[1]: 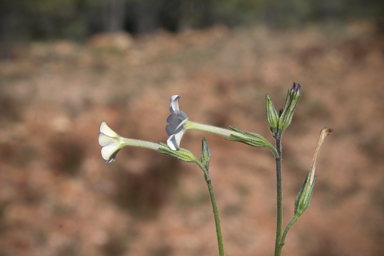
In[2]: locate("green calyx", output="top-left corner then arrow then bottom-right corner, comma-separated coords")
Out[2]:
266,93 -> 279,135
277,82 -> 301,133
294,171 -> 316,217
158,139 -> 212,170
201,137 -> 211,170
158,142 -> 197,162
227,126 -> 274,149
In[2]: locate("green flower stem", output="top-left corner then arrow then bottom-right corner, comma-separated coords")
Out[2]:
274,134 -> 284,256
194,159 -> 225,256
280,215 -> 300,247
267,142 -> 279,159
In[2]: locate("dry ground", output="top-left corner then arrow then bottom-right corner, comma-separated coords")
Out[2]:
1,22 -> 384,256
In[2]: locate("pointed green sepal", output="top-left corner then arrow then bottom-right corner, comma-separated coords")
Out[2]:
294,171 -> 317,217
201,137 -> 211,170
158,142 -> 197,162
226,126 -> 273,148
265,93 -> 279,135
278,82 -> 301,132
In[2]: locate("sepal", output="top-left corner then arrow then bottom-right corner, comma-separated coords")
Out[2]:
201,137 -> 211,170
278,82 -> 301,132
266,94 -> 279,135
226,126 -> 273,148
294,171 -> 316,217
158,142 -> 197,162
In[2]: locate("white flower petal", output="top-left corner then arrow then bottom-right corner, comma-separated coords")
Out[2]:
166,128 -> 185,150
166,95 -> 189,150
100,122 -> 119,137
169,95 -> 180,113
166,113 -> 180,125
167,135 -> 179,150
98,132 -> 119,146
165,123 -> 176,136
101,144 -> 121,163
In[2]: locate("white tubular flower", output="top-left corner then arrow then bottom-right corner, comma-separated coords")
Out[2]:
166,95 -> 189,150
98,122 -> 164,163
98,122 -> 124,163
164,95 -> 274,152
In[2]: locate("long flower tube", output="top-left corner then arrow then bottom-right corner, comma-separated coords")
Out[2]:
165,95 -> 276,154
98,122 -> 165,163
99,122 -> 201,164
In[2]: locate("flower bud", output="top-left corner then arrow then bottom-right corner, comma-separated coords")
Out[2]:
278,82 -> 301,132
201,137 -> 211,170
265,94 -> 279,135
294,171 -> 316,217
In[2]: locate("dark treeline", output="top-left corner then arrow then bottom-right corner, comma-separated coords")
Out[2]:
0,0 -> 383,42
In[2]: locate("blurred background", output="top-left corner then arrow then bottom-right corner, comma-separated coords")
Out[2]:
1,0 -> 384,255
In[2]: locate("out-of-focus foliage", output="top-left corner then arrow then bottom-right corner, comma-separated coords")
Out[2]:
0,0 -> 97,41
0,0 -> 383,41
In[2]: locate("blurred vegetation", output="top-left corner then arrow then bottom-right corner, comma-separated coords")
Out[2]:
0,0 -> 383,43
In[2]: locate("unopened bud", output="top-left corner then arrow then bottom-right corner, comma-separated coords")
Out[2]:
265,94 -> 279,135
278,82 -> 301,132
294,171 -> 316,216
201,137 -> 211,170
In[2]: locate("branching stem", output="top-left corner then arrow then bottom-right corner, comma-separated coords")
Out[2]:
195,160 -> 224,256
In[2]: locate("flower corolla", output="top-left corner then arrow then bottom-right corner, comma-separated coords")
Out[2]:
98,122 -> 123,163
166,95 -> 189,150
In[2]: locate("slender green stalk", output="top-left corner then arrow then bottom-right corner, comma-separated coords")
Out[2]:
274,133 -> 284,256
195,160 -> 224,256
280,215 -> 299,246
